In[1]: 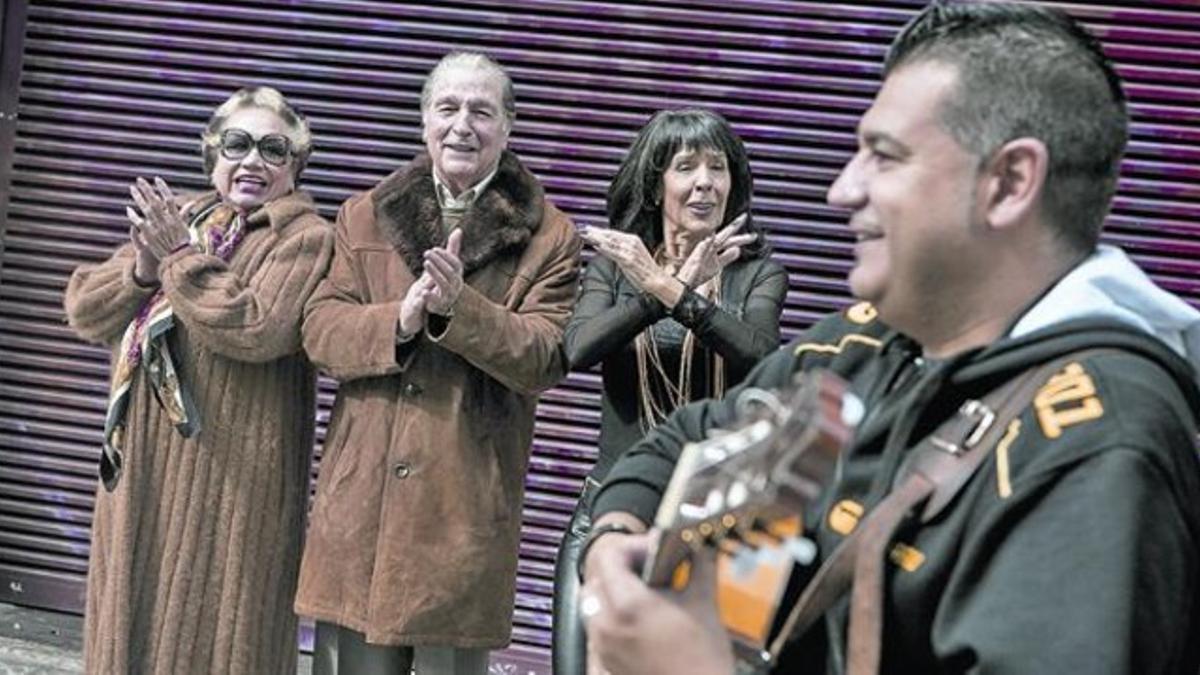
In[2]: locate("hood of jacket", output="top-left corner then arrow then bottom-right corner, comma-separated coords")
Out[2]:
1010,244 -> 1200,380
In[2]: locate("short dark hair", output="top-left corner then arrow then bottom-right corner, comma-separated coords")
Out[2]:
885,1 -> 1128,252
200,86 -> 312,179
607,108 -> 766,257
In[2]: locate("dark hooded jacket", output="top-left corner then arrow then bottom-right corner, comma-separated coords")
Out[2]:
592,302 -> 1200,674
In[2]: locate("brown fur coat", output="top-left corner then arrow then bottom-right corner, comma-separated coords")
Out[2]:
295,151 -> 581,647
65,191 -> 334,674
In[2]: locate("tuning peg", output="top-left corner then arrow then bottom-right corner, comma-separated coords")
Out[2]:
841,391 -> 865,427
727,480 -> 749,510
784,536 -> 818,565
713,518 -> 744,553
735,386 -> 786,420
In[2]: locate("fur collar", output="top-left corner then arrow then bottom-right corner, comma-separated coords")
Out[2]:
372,150 -> 545,275
178,190 -> 317,233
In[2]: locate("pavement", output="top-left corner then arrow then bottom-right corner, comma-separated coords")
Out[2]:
0,603 -> 82,674
0,603 -> 312,674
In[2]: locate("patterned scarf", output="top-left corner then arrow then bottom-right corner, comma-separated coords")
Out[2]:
100,200 -> 246,491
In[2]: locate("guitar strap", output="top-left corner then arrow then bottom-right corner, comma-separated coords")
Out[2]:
767,349 -> 1112,673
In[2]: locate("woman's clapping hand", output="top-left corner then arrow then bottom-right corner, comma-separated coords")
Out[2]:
676,213 -> 754,289
580,227 -> 664,293
127,177 -> 192,278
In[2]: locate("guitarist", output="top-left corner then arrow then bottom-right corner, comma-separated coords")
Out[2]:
578,3 -> 1200,674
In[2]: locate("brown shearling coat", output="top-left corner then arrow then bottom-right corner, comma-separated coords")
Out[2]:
294,151 -> 581,648
64,191 -> 334,674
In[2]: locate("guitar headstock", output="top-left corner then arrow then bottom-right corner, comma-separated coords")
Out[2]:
644,368 -> 862,588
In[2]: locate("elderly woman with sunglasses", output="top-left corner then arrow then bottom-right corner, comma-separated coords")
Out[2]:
63,86 -> 333,674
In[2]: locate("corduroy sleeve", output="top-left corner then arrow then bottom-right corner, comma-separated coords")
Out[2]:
64,243 -> 158,346
159,220 -> 335,363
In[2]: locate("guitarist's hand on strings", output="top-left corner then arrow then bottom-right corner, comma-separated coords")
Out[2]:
580,530 -> 735,675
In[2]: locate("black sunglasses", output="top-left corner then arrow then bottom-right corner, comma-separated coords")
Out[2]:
218,128 -> 293,166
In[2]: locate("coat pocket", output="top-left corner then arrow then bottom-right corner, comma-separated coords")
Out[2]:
484,438 -> 512,525
317,410 -> 355,495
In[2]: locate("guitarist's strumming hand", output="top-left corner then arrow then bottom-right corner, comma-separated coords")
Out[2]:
580,512 -> 646,583
581,530 -> 735,675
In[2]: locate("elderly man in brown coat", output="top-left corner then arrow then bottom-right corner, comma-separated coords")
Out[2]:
295,51 -> 581,674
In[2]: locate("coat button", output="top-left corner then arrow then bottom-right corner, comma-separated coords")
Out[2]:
393,462 -> 411,479
402,382 -> 422,397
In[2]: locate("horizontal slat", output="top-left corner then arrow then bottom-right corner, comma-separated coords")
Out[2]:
1,446 -> 96,478
2,3 -> 1198,670
0,513 -> 91,543
0,546 -> 90,575
0,528 -> 90,559
0,499 -> 92,530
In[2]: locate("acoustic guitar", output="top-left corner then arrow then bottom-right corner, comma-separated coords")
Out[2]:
642,369 -> 862,667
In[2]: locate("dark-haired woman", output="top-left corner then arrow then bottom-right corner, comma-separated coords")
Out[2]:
552,109 -> 788,674
64,86 -> 333,674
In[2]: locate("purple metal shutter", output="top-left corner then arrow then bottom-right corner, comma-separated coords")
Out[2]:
0,1 -> 1196,671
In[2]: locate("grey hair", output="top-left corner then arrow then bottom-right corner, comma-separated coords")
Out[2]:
885,1 -> 1128,253
420,51 -> 516,127
199,86 -> 312,179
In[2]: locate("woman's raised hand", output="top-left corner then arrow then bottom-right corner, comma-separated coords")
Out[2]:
580,227 -> 669,294
128,177 -> 192,262
126,214 -> 161,286
676,213 -> 755,288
